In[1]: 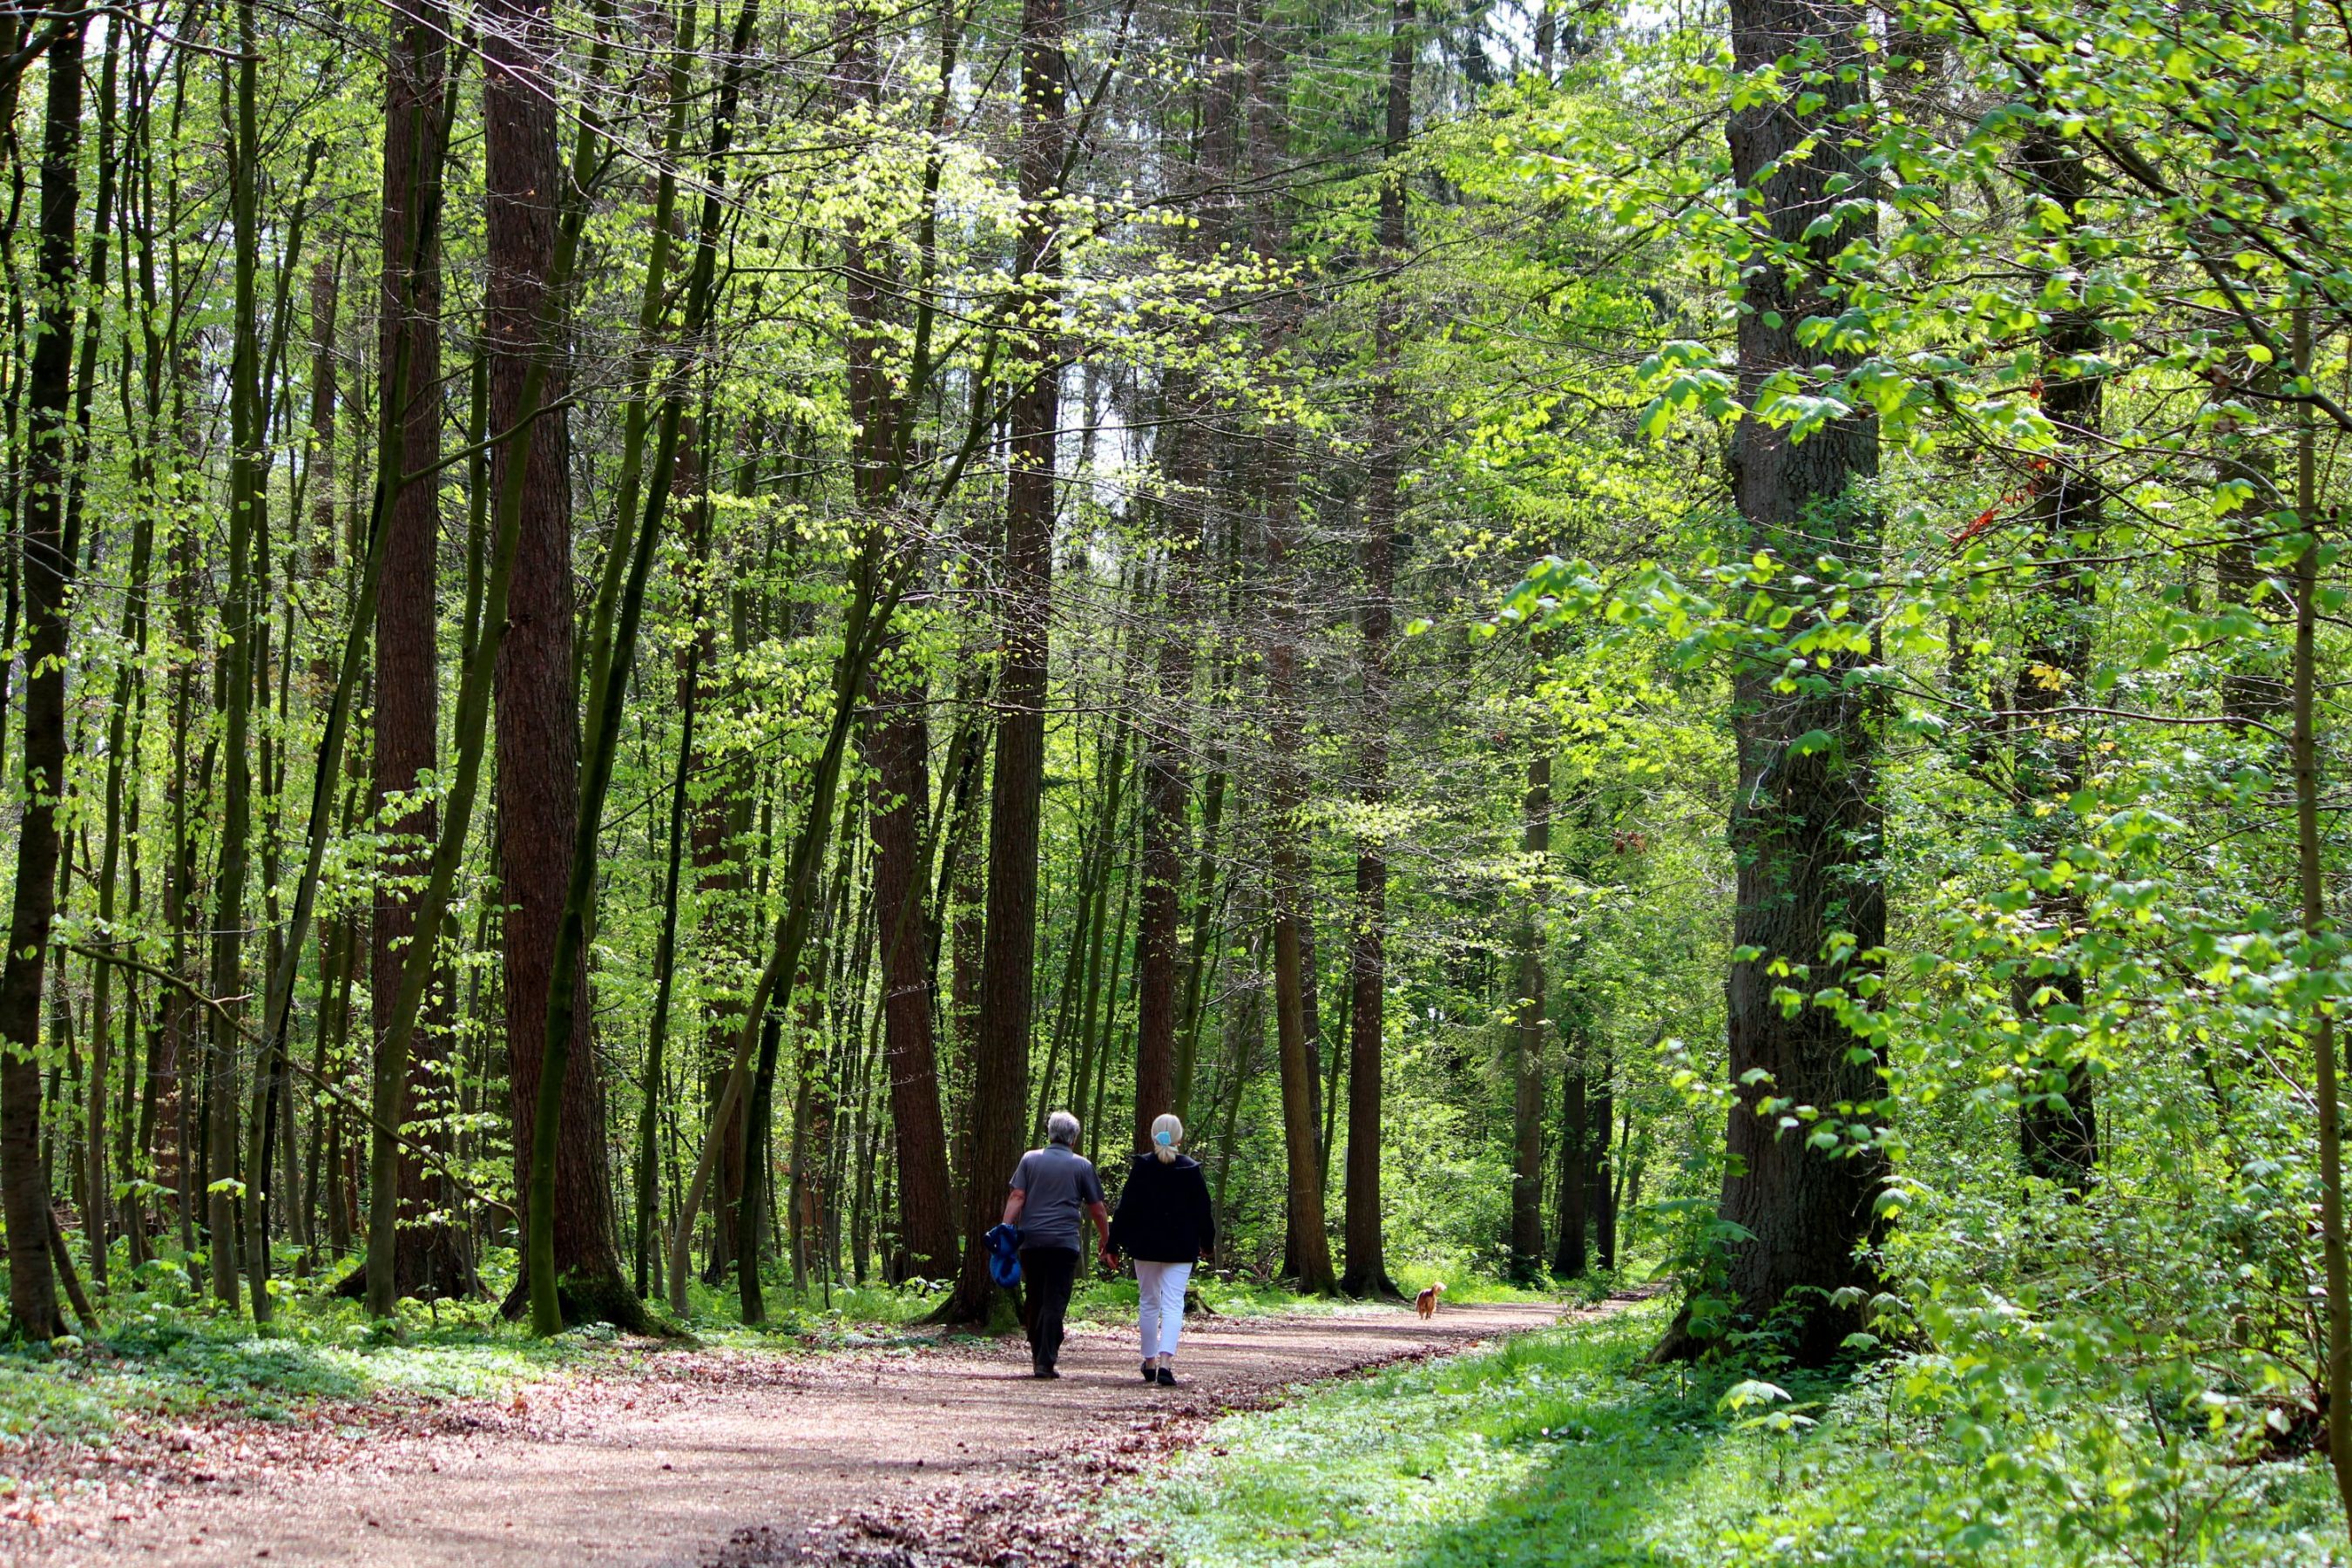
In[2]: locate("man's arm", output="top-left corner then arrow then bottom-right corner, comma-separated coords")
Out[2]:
1089,1200 -> 1113,1266
1003,1188 -> 1027,1227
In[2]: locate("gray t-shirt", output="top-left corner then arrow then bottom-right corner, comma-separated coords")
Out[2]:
1008,1144 -> 1105,1253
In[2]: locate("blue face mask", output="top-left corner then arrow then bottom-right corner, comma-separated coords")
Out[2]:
1154,1130 -> 1174,1147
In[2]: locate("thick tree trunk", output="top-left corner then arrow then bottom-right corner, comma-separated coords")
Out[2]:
831,0 -> 957,1284
694,695 -> 748,1282
368,0 -> 474,1305
865,672 -> 959,1279
944,0 -> 1064,1323
487,0 -> 628,1316
0,12 -> 84,1341
1264,488 -> 1330,1295
1660,0 -> 1883,1367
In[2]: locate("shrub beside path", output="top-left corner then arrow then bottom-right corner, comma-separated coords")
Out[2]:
16,1299 -> 1592,1565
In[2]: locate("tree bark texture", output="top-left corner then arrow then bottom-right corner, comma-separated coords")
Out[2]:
0,13 -> 84,1342
486,0 -> 626,1305
1680,0 -> 1885,1367
369,0 -> 474,1302
863,668 -> 959,1280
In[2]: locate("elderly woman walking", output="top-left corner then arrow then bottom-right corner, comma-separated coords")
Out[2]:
1106,1114 -> 1216,1387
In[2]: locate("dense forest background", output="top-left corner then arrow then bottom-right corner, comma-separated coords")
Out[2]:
3,0 -> 2351,1548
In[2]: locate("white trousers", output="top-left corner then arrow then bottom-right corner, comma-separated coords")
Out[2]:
1135,1259 -> 1193,1360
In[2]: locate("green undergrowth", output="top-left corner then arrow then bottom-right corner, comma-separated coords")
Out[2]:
0,1292 -> 594,1463
668,1274 -> 943,1342
1067,1267 -> 1578,1327
1105,1299 -> 2345,1568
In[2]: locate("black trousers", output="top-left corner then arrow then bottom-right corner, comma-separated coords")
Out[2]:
1019,1247 -> 1080,1369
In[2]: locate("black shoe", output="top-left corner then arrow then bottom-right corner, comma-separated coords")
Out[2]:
1034,1363 -> 1060,1379
1141,1362 -> 1158,1383
1156,1367 -> 1177,1387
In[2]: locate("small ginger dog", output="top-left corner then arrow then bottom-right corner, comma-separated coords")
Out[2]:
1414,1281 -> 1445,1320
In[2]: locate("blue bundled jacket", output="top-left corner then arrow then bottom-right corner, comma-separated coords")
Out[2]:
984,1222 -> 1024,1287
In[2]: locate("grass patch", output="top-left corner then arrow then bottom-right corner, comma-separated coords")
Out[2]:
1,1298 -> 574,1461
1105,1299 -> 2344,1568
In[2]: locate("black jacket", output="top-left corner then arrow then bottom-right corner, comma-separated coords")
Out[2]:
1107,1153 -> 1216,1264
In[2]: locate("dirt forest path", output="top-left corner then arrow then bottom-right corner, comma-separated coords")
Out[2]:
18,1299 -> 1586,1566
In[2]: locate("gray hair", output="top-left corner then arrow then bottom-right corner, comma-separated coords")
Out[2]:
1046,1110 -> 1082,1147
1150,1113 -> 1184,1164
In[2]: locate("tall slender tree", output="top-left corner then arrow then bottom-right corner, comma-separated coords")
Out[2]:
1509,746 -> 1549,1278
1342,0 -> 1412,1300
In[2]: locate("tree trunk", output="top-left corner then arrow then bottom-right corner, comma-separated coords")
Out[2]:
206,3 -> 265,1314
831,0 -> 956,1280
1247,3 -> 1336,1298
0,11 -> 84,1341
2284,283 -> 2352,1541
486,0 -> 629,1323
78,25 -> 125,1291
637,587 -> 700,1297
367,0 -> 473,1306
1660,0 -> 1883,1367
864,671 -> 959,1279
2010,135 -> 2100,1193
1552,1024 -> 1586,1275
1509,748 -> 1549,1278
1340,0 -> 1411,1301
943,0 -> 1065,1322
1587,1041 -> 1614,1272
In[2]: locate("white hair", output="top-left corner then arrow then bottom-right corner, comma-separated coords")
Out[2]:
1150,1112 -> 1184,1164
1046,1110 -> 1082,1147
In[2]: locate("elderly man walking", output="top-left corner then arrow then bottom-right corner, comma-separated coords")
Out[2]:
1002,1110 -> 1111,1378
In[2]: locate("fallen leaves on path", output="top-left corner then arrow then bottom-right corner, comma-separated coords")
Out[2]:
773,1343 -> 1472,1567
